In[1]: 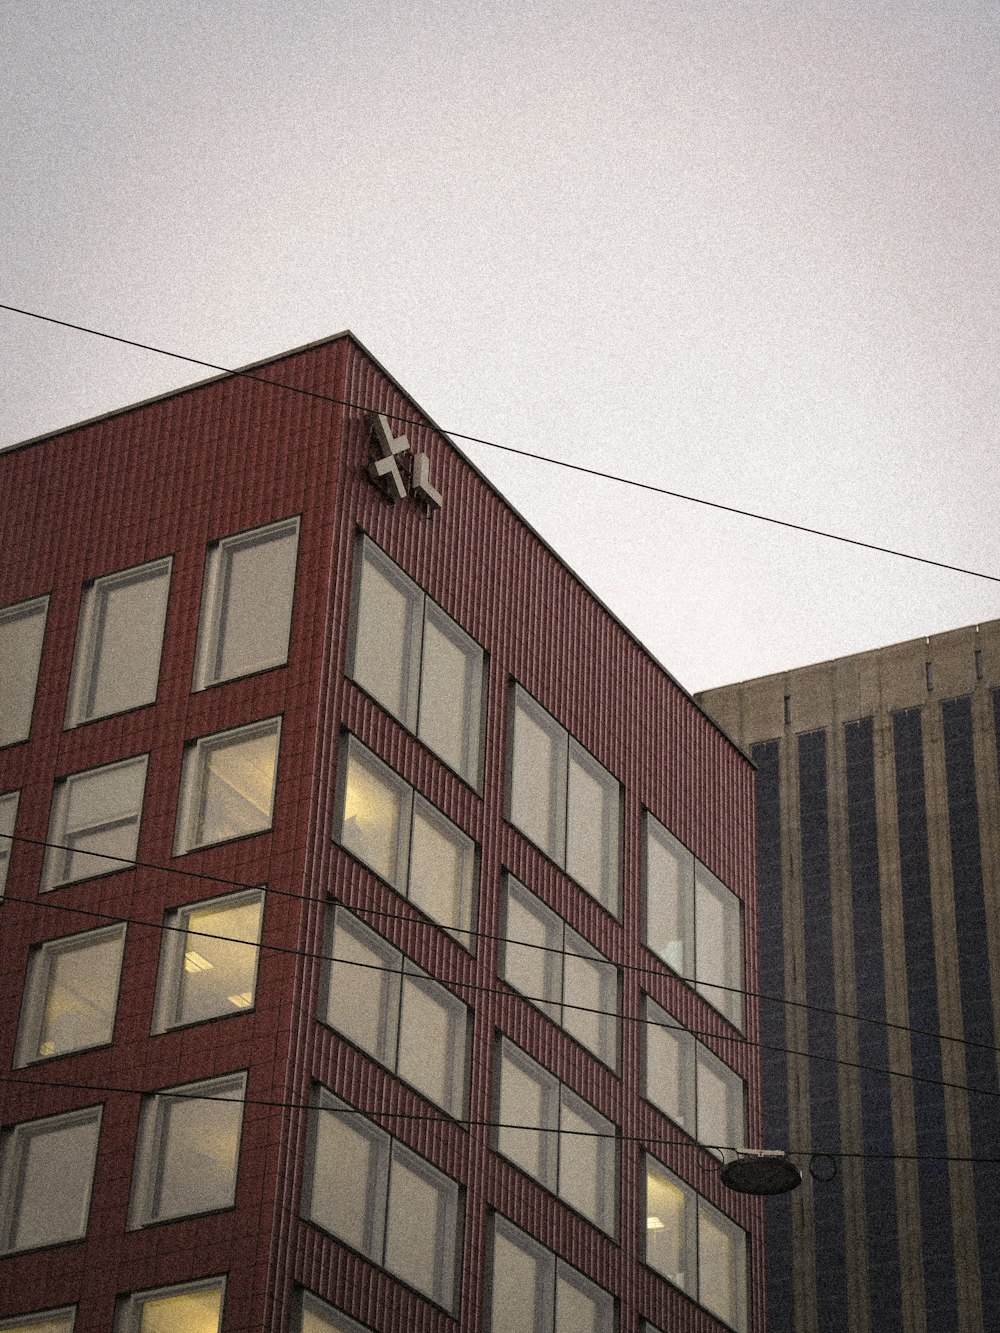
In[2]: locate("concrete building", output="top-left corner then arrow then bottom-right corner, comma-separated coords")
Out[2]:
698,621 -> 1000,1333
0,332 -> 763,1333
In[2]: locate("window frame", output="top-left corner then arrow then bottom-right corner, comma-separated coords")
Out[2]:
15,923 -> 127,1067
322,905 -> 470,1118
294,1290 -> 374,1333
0,789 -> 19,898
174,716 -> 282,855
507,683 -> 621,915
127,1071 -> 247,1229
0,1309 -> 76,1333
64,557 -> 172,727
487,1213 -> 616,1333
0,1105 -> 102,1255
643,811 -> 745,1030
151,887 -> 265,1033
500,874 -> 619,1067
114,1276 -> 226,1333
0,595 -> 49,749
41,754 -> 149,892
348,533 -> 486,788
335,734 -> 479,950
193,515 -> 300,691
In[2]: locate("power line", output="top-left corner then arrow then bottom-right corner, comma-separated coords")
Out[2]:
2,301 -> 996,585
5,837 -> 1000,1103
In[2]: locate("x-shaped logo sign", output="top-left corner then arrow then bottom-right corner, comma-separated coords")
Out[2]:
368,414 -> 443,511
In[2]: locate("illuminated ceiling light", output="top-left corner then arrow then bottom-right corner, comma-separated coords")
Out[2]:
646,1216 -> 665,1230
228,991 -> 253,1008
184,950 -> 214,973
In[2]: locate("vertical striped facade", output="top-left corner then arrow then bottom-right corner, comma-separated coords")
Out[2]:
698,622 -> 1000,1333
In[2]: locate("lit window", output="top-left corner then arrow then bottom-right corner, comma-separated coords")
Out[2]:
0,596 -> 48,748
349,536 -> 485,785
0,1309 -> 75,1333
15,924 -> 126,1065
303,1089 -> 461,1312
0,789 -> 19,897
175,718 -> 280,853
128,1073 -> 246,1227
323,906 -> 468,1117
644,813 -> 744,1028
501,875 -> 618,1066
65,559 -> 171,725
193,517 -> 299,689
0,1107 -> 101,1253
489,1215 -> 614,1333
336,736 -> 477,948
42,755 -> 148,891
643,1156 -> 747,1332
115,1278 -> 225,1333
643,996 -> 745,1157
496,1038 -> 616,1235
295,1291 -> 374,1333
152,889 -> 263,1031
508,685 -> 620,913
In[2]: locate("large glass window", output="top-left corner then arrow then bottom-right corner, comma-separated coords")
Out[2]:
489,1215 -> 615,1333
0,596 -> 48,748
152,889 -> 264,1031
508,685 -> 620,913
303,1089 -> 461,1312
323,906 -> 468,1117
128,1073 -> 246,1227
0,1107 -> 102,1253
0,790 -> 19,897
350,536 -> 485,786
65,559 -> 172,725
115,1278 -> 225,1333
175,718 -> 280,853
336,736 -> 477,948
496,1038 -> 616,1235
15,924 -> 126,1065
0,1310 -> 76,1333
42,755 -> 148,891
501,875 -> 618,1066
643,996 -> 745,1157
295,1291 -> 374,1333
644,814 -> 744,1029
644,1156 -> 748,1332
193,517 -> 299,689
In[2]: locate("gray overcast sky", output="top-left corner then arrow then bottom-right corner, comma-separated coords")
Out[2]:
3,0 -> 998,692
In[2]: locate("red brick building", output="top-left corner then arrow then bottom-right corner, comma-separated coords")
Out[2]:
0,333 -> 763,1333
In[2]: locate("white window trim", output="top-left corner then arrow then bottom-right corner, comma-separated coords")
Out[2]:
114,1277 -> 226,1333
193,516 -> 300,691
0,595 -> 49,749
42,754 -> 149,892
65,557 -> 172,726
151,887 -> 265,1033
127,1071 -> 247,1229
0,1105 -> 103,1255
15,922 -> 127,1067
174,716 -> 281,855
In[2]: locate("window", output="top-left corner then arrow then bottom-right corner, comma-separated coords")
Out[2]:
643,996 -> 745,1157
15,924 -> 126,1065
42,755 -> 148,891
0,1311 -> 75,1333
152,889 -> 264,1031
508,685 -> 620,913
303,1089 -> 461,1311
0,596 -> 48,748
0,790 -> 18,897
644,814 -> 744,1028
0,1107 -> 101,1253
489,1215 -> 615,1333
501,875 -> 618,1066
322,906 -> 469,1117
349,535 -> 484,786
193,517 -> 299,689
295,1291 -> 374,1333
115,1278 -> 225,1333
128,1073 -> 246,1227
65,558 -> 171,725
644,1156 -> 747,1332
336,736 -> 477,948
174,718 -> 280,853
496,1038 -> 616,1235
